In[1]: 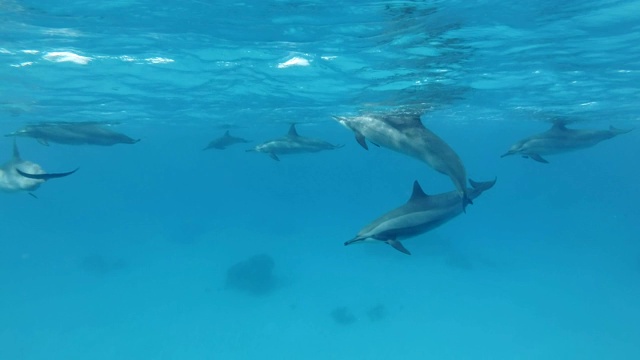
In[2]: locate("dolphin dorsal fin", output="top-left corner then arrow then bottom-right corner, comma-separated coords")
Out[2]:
409,181 -> 428,202
287,124 -> 299,137
12,139 -> 21,160
224,130 -> 230,137
550,120 -> 569,131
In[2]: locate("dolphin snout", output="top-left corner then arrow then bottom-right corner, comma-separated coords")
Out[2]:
500,150 -> 516,158
344,237 -> 365,246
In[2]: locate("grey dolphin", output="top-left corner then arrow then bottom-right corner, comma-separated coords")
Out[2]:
203,130 -> 250,150
501,121 -> 633,163
5,121 -> 140,146
333,112 -> 472,209
247,124 -> 343,161
345,178 -> 496,255
0,140 -> 78,196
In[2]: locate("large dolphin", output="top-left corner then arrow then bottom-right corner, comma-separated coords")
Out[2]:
345,178 -> 496,255
247,124 -> 343,161
203,130 -> 250,150
5,121 -> 140,146
333,112 -> 472,209
501,121 -> 633,163
0,140 -> 78,196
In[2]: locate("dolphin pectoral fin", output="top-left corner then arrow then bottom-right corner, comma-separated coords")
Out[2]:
355,133 -> 368,150
387,239 -> 411,255
16,168 -> 78,180
269,153 -> 280,161
36,138 -> 49,146
28,192 -> 38,199
529,154 -> 549,163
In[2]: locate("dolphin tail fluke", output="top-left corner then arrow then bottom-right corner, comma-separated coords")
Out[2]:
387,239 -> 411,255
16,168 -> 78,181
469,177 -> 497,192
462,193 -> 473,213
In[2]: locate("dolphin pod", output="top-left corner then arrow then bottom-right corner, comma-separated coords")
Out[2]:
333,112 -> 473,210
2,114 -> 633,257
501,121 -> 634,163
5,121 -> 140,146
345,178 -> 496,255
0,140 -> 77,197
247,123 -> 343,161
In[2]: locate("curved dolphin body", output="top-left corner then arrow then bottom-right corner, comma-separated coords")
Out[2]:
203,130 -> 250,150
5,121 -> 140,146
247,124 -> 343,161
345,178 -> 496,255
501,122 -> 633,163
0,141 -> 78,195
333,113 -> 472,209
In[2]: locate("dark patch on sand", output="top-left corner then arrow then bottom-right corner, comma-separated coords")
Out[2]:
331,306 -> 357,325
79,254 -> 127,276
225,253 -> 278,296
366,304 -> 388,322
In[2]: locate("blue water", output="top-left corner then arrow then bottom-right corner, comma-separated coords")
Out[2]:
1,0 -> 639,359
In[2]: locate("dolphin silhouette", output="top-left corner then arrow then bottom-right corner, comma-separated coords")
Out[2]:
334,112 -> 473,210
501,121 -> 634,163
203,130 -> 250,150
345,178 -> 496,255
247,124 -> 343,161
6,121 -> 140,146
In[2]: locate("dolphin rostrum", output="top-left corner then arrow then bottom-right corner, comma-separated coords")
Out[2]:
345,178 -> 496,255
333,112 -> 473,209
5,121 -> 140,146
247,123 -> 343,161
0,140 -> 78,196
203,130 -> 250,150
501,121 -> 633,163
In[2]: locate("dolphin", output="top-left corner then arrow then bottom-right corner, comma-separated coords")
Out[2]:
0,140 -> 78,196
333,112 -> 472,209
5,121 -> 140,146
345,178 -> 496,255
203,130 -> 250,150
247,124 -> 343,161
501,121 -> 633,163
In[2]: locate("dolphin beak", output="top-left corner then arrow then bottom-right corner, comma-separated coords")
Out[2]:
500,150 -> 515,158
344,237 -> 364,246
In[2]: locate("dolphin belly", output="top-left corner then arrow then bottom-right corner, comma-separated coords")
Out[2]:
360,208 -> 458,241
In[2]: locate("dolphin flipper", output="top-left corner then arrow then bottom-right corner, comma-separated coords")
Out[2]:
529,154 -> 549,163
16,168 -> 78,180
355,133 -> 368,150
387,239 -> 411,255
269,153 -> 280,161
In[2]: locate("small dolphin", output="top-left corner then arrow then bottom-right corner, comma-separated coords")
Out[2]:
501,121 -> 634,163
0,140 -> 78,196
247,124 -> 343,161
334,112 -> 472,209
6,121 -> 140,146
345,178 -> 496,255
203,130 -> 250,150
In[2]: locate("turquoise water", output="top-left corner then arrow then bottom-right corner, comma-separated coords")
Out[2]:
1,1 -> 639,359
